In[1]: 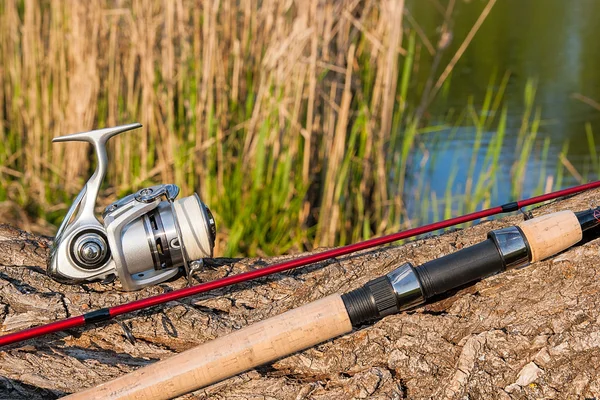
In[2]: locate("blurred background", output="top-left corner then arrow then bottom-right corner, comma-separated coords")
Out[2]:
1,0 -> 599,257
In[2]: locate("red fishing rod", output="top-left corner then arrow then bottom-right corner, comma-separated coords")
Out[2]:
2,179 -> 600,347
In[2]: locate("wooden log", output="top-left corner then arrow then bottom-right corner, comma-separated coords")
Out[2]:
1,190 -> 600,399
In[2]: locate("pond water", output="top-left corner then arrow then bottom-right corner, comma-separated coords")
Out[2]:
404,0 -> 600,218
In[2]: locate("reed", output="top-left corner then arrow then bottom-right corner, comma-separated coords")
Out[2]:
0,0 -> 413,254
0,0 -> 567,256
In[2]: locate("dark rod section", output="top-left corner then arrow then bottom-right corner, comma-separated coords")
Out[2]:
83,308 -> 111,324
576,208 -> 600,233
343,208 -> 600,329
413,238 -> 505,299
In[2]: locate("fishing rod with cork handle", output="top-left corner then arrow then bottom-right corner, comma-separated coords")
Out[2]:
4,123 -> 599,348
65,206 -> 600,400
2,180 -> 599,347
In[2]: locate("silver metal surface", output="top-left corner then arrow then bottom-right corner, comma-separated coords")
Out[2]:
193,193 -> 216,255
53,123 -> 142,234
48,123 -> 142,282
81,243 -> 100,260
174,193 -> 215,279
74,233 -> 108,268
48,123 -> 214,290
488,226 -> 530,270
135,184 -> 179,203
102,184 -> 209,290
137,202 -> 184,272
169,238 -> 181,249
170,199 -> 191,279
386,263 -> 425,311
103,184 -> 178,218
104,196 -> 179,291
156,202 -> 184,268
120,211 -> 156,275
188,259 -> 204,286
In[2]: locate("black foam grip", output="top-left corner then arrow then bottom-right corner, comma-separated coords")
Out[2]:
414,238 -> 504,299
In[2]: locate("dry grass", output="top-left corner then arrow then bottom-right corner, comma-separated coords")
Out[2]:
0,0 -> 510,256
1,0 -> 419,254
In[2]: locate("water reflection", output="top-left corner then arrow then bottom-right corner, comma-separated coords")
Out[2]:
405,0 -> 600,218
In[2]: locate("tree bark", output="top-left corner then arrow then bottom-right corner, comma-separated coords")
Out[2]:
1,191 -> 600,399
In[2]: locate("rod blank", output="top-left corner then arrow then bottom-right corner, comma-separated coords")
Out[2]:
2,181 -> 599,347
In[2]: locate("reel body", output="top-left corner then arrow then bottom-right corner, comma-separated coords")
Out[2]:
48,124 -> 216,291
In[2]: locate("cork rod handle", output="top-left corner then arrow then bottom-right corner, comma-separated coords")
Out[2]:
64,294 -> 353,400
518,210 -> 582,262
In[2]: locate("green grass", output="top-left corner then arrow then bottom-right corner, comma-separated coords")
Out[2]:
0,1 -> 591,256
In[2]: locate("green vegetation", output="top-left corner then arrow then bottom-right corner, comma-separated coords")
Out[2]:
0,1 -> 593,256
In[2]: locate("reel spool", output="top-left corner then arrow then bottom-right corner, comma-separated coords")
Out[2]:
48,123 -> 216,291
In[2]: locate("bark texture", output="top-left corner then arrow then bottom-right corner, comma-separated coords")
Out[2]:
1,191 -> 600,399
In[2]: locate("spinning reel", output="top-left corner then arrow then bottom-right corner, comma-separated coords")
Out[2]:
48,123 -> 216,291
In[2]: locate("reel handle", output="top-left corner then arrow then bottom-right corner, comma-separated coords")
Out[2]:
50,123 -> 143,283
53,123 -> 142,237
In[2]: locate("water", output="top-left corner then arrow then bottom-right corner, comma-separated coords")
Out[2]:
404,0 -> 600,218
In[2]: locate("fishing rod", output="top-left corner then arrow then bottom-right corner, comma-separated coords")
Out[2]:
2,180 -> 599,347
1,123 -> 600,347
65,205 -> 600,399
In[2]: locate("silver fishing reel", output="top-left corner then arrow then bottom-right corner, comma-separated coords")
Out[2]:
48,123 -> 216,291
